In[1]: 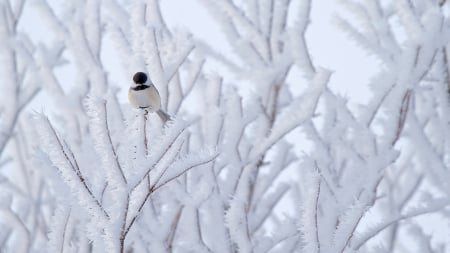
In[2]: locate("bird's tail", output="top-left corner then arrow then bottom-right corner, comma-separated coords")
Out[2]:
156,109 -> 171,123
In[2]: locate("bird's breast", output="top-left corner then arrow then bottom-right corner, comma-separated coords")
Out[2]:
128,86 -> 161,112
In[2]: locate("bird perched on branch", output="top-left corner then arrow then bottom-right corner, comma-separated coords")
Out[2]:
128,72 -> 171,123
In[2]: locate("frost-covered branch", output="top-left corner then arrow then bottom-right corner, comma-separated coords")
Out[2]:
0,0 -> 40,157
2,0 -> 450,252
352,197 -> 450,250
36,115 -> 110,219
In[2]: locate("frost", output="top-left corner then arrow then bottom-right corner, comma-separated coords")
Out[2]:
1,0 -> 450,252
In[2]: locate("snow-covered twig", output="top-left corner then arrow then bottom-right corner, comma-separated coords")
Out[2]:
352,198 -> 450,250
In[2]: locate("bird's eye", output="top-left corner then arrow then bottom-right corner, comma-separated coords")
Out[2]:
133,72 -> 148,84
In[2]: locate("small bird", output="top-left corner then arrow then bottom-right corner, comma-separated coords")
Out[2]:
128,72 -> 171,122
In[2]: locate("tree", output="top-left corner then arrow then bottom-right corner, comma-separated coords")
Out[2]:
0,0 -> 449,252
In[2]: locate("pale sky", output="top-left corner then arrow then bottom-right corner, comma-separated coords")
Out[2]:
20,0 -> 378,109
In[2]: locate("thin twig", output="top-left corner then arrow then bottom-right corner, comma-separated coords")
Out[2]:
119,194 -> 130,253
247,67 -> 291,210
280,0 -> 292,32
353,199 -> 450,250
151,27 -> 165,80
14,124 -> 31,194
150,139 -> 185,190
103,101 -> 127,184
45,117 -> 109,219
11,0 -> 25,29
152,154 -> 218,192
251,185 -> 289,234
60,209 -> 71,253
166,206 -> 183,251
100,183 -> 108,204
166,45 -> 195,84
338,175 -> 385,253
392,90 -> 412,145
174,59 -> 205,114
143,109 -> 148,156
196,208 -> 212,251
0,79 -> 41,157
266,0 -> 274,62
124,154 -> 217,240
0,228 -> 12,250
18,87 -> 41,112
153,0 -> 171,37
131,122 -> 193,191
315,178 -> 321,253
254,150 -> 295,206
367,83 -> 395,126
442,46 -> 450,94
399,174 -> 423,209
265,231 -> 299,252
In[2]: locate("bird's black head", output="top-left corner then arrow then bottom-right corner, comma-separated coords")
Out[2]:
133,72 -> 148,84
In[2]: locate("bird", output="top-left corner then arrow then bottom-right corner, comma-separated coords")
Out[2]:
128,72 -> 171,123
